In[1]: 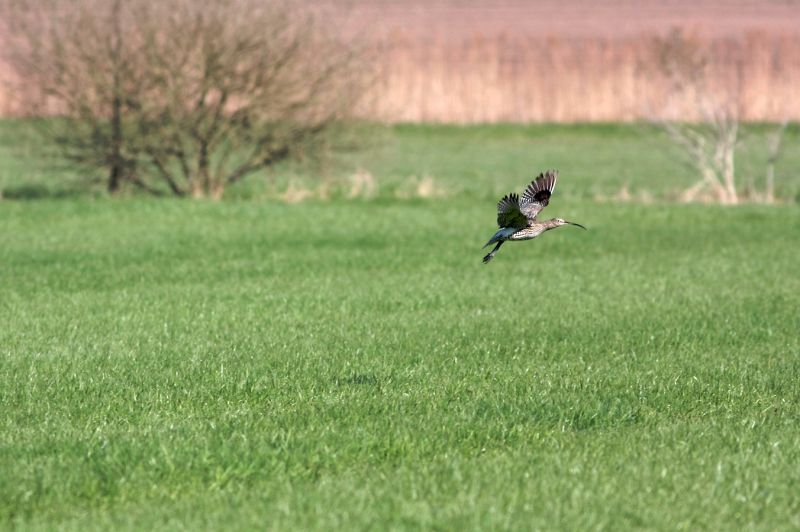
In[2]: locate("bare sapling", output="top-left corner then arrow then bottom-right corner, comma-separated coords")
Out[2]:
647,30 -> 744,204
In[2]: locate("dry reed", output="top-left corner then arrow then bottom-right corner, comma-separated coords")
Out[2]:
359,31 -> 800,123
3,28 -> 799,122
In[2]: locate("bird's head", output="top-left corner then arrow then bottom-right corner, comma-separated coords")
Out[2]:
555,218 -> 587,230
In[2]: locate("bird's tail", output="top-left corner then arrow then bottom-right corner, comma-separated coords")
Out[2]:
483,227 -> 515,249
483,241 -> 504,263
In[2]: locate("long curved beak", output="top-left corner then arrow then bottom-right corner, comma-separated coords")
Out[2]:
566,221 -> 587,230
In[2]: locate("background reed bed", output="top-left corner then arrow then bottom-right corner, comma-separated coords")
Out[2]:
1,0 -> 799,123
361,31 -> 800,123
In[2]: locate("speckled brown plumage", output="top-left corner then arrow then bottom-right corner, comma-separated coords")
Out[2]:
483,170 -> 585,263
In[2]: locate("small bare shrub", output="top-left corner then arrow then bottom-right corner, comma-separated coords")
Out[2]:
279,181 -> 315,204
646,30 -> 744,204
347,169 -> 378,199
394,174 -> 445,199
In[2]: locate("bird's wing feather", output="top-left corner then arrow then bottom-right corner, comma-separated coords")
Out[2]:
496,192 -> 528,228
520,170 -> 558,221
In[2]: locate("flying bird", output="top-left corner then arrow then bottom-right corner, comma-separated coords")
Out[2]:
482,170 -> 586,263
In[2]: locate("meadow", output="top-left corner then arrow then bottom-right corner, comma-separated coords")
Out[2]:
1,123 -> 799,530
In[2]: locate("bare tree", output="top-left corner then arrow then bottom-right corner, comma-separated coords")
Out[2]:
647,30 -> 744,204
0,0 -> 368,198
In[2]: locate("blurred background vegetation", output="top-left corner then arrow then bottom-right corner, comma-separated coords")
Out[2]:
0,0 -> 798,204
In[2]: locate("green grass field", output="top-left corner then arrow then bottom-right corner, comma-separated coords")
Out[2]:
3,121 -> 800,202
1,123 -> 799,530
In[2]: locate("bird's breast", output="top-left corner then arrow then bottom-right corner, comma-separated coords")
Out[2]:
509,226 -> 544,240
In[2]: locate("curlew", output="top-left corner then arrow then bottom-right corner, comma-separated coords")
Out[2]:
482,170 -> 586,263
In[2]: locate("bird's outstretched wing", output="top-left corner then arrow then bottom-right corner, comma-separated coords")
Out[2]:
520,170 -> 558,221
496,192 -> 528,229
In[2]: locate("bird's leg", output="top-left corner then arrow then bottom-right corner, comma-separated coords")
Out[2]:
483,241 -> 504,263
